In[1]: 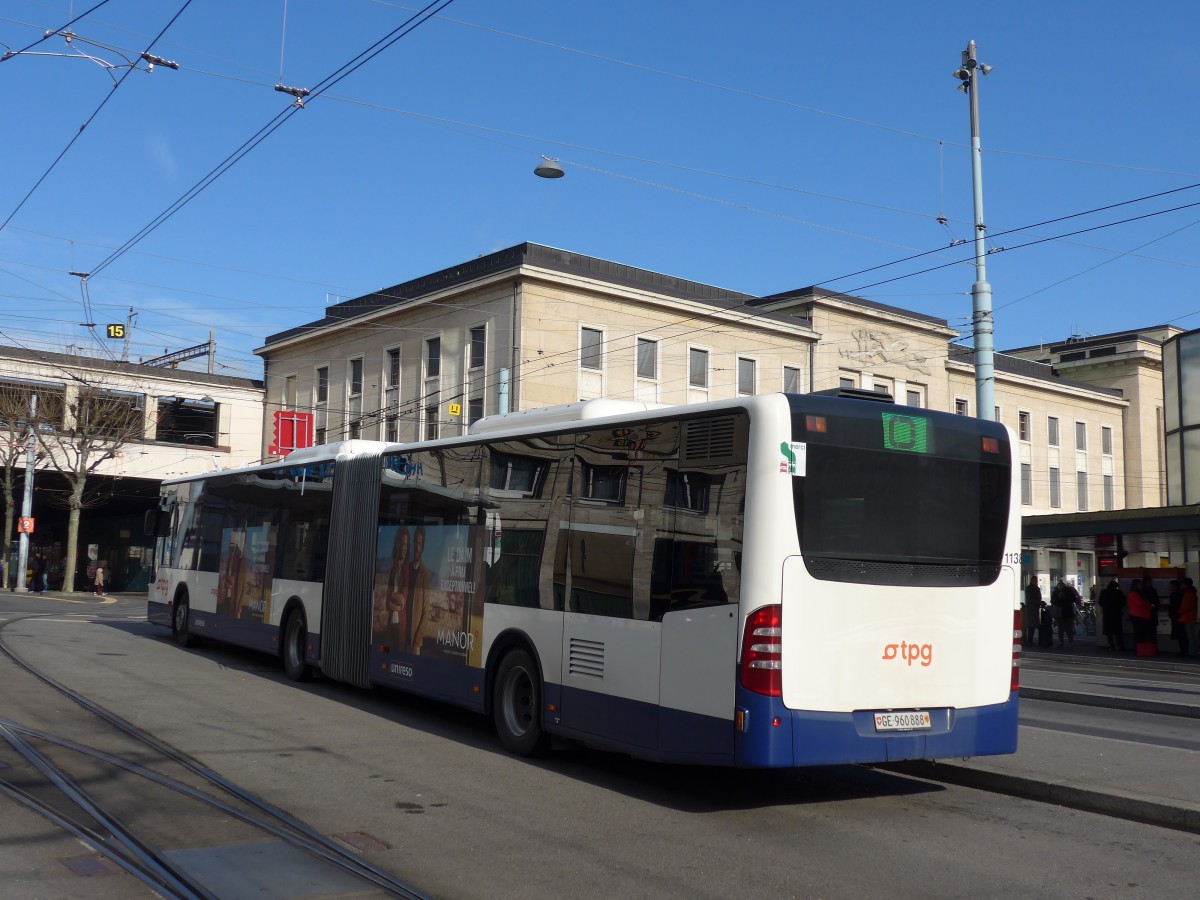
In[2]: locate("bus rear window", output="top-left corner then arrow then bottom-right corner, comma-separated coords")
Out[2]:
790,400 -> 1010,587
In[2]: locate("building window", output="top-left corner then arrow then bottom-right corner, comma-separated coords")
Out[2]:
580,327 -> 602,370
1075,421 -> 1087,451
385,414 -> 398,442
1021,463 -> 1032,506
424,404 -> 439,441
468,397 -> 484,425
689,348 -> 708,388
906,389 -> 922,408
283,375 -> 297,410
636,338 -> 657,379
348,358 -> 363,396
349,418 -> 361,440
469,326 -> 486,370
737,358 -> 756,395
1048,416 -> 1059,447
955,398 -> 969,416
316,366 -> 329,404
1077,471 -> 1088,511
316,426 -> 327,445
1102,425 -> 1113,455
386,348 -> 400,389
1018,411 -> 1030,441
874,378 -> 893,397
783,366 -> 802,394
425,337 -> 441,379
839,373 -> 857,390
581,461 -> 627,503
1049,467 -> 1061,508
1103,474 -> 1114,510
994,405 -> 1001,422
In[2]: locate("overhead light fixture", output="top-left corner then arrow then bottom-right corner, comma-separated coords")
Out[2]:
534,156 -> 564,179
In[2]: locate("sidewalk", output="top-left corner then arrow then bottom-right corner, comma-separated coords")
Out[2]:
886,627 -> 1200,835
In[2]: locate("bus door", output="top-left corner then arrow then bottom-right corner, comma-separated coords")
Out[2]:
558,431 -> 662,753
656,415 -> 746,758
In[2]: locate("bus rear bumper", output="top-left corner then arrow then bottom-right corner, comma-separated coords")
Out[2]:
734,690 -> 1019,768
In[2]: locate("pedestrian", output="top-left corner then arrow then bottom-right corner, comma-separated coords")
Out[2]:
1127,578 -> 1156,654
1023,575 -> 1043,648
1178,577 -> 1197,659
1168,579 -> 1185,656
33,554 -> 48,593
1098,579 -> 1126,650
1053,579 -> 1079,647
93,565 -> 106,596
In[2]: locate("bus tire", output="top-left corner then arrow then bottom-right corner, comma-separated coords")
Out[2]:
282,609 -> 313,682
172,593 -> 196,647
493,648 -> 549,757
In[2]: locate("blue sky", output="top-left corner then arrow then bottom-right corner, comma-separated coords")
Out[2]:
1,0 -> 1198,380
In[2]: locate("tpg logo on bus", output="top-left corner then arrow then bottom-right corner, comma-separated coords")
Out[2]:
882,641 -> 933,667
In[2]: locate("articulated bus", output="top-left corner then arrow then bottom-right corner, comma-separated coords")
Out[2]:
147,390 -> 1021,767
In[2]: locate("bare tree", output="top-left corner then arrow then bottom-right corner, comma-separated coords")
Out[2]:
38,380 -> 144,592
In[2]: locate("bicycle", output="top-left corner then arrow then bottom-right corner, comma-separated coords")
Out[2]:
1076,601 -> 1097,636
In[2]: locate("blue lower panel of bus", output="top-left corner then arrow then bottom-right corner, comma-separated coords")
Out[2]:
734,689 -> 1020,768
551,686 -> 734,764
370,650 -> 486,713
147,600 -> 282,656
192,615 -> 279,654
147,599 -> 171,627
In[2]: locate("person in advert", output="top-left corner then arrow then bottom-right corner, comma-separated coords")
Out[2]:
406,526 -> 431,654
384,527 -> 412,651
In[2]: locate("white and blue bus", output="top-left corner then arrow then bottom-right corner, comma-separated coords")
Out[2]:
148,390 -> 1021,766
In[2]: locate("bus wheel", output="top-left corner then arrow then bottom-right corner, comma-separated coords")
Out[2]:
172,594 -> 196,647
493,649 -> 549,756
282,610 -> 313,682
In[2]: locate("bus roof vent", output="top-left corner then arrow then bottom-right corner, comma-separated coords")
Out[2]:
470,399 -> 668,435
811,387 -> 894,403
683,416 -> 738,462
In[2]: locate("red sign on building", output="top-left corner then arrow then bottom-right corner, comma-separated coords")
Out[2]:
269,411 -> 314,456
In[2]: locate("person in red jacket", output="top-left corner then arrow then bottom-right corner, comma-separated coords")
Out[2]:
1126,578 -> 1155,649
1179,577 -> 1198,659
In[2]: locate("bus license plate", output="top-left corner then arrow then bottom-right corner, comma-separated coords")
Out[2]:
873,711 -> 931,732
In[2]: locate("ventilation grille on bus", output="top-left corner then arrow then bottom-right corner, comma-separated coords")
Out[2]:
568,637 -> 604,679
803,557 -> 1002,588
683,417 -> 737,461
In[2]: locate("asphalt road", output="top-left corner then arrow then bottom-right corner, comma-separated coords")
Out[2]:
1,593 -> 1197,899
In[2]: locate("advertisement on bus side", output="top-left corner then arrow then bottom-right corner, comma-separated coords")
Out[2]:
371,523 -> 485,667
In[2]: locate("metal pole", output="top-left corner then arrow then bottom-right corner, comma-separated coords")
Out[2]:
15,394 -> 37,593
961,40 -> 995,421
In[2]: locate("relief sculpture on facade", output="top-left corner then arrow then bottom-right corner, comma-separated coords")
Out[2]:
839,328 -> 932,375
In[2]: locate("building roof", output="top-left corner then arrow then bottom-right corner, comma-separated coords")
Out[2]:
0,344 -> 263,391
754,285 -> 950,328
947,346 -> 1124,397
260,242 -> 806,348
1004,325 -> 1183,357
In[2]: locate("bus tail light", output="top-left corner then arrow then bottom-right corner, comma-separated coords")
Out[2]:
1011,609 -> 1021,692
740,605 -> 783,697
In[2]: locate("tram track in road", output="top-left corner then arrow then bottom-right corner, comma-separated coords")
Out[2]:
0,614 -> 429,899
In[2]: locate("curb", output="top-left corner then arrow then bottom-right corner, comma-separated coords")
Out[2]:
1019,686 -> 1200,719
878,760 -> 1200,835
1023,649 -> 1200,675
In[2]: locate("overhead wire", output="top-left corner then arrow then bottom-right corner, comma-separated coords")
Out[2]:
0,0 -> 115,58
0,0 -> 195,238
84,0 -> 456,279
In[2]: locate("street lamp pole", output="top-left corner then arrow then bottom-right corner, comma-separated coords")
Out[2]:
15,394 -> 37,592
954,40 -> 995,421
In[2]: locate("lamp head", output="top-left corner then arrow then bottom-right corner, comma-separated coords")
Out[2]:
534,157 -> 565,179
